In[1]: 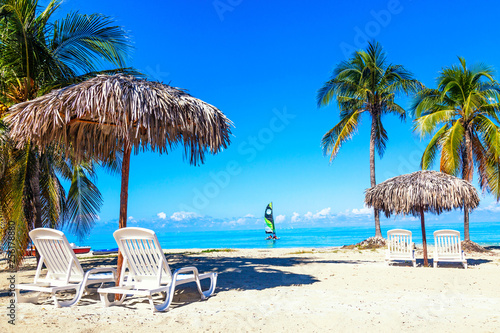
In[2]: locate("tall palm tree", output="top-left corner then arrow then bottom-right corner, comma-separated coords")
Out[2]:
0,0 -> 134,265
317,41 -> 423,238
413,57 -> 500,242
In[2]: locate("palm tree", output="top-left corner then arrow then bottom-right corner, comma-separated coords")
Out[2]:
0,0 -> 134,265
413,57 -> 500,242
317,41 -> 423,238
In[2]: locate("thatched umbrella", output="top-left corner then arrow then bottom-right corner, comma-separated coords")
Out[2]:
365,170 -> 479,266
5,74 -> 232,279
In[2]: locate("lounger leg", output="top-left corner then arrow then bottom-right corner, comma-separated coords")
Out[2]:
16,290 -> 41,304
151,287 -> 176,312
84,282 -> 104,295
201,273 -> 217,299
53,287 -> 80,308
433,261 -> 437,268
412,260 -> 416,268
463,261 -> 468,269
99,292 -> 126,307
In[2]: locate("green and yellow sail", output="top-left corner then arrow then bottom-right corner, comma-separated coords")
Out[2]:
264,202 -> 275,234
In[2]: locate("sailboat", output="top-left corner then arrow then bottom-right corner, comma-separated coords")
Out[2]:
264,202 -> 279,240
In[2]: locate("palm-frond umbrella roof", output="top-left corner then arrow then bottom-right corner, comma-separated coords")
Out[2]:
5,74 -> 232,163
365,170 -> 479,217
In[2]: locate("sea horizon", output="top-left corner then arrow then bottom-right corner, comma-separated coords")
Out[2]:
65,221 -> 500,250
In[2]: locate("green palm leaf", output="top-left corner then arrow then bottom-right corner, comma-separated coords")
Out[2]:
51,12 -> 132,74
64,163 -> 103,240
439,120 -> 464,175
421,124 -> 448,170
321,110 -> 361,162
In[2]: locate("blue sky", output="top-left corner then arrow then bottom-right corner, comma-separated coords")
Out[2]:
56,0 -> 500,233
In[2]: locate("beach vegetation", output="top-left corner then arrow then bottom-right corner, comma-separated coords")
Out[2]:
0,0 -> 134,266
200,248 -> 236,253
413,57 -> 500,242
317,41 -> 423,238
288,250 -> 315,254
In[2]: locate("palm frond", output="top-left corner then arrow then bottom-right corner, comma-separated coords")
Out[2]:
373,115 -> 387,158
414,109 -> 455,136
51,12 -> 132,74
439,120 -> 464,175
420,124 -> 448,170
474,114 -> 500,158
321,110 -> 362,162
63,163 -> 102,240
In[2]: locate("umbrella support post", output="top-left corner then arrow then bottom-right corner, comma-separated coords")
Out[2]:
420,207 -> 428,267
115,142 -> 132,300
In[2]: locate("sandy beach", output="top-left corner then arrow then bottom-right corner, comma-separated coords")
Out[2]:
1,247 -> 500,333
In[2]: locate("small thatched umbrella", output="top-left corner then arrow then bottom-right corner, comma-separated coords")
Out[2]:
365,170 -> 479,266
5,74 -> 232,279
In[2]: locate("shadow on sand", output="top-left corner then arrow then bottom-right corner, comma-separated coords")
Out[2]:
8,254 -> 325,309
6,253 -> 494,307
387,257 -> 492,268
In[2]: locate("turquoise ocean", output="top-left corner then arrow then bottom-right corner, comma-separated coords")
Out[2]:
66,221 -> 500,251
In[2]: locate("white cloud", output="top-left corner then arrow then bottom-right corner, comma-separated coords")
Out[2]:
245,214 -> 255,218
222,218 -> 247,227
157,212 -> 167,219
314,207 -> 331,219
351,206 -> 373,215
128,216 -> 133,220
170,211 -> 200,221
275,214 -> 286,223
400,216 -> 419,221
291,212 -> 300,222
303,208 -> 331,220
478,202 -> 500,213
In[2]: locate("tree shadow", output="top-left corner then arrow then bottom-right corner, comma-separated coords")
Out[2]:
9,254 -> 324,307
168,255 -> 321,291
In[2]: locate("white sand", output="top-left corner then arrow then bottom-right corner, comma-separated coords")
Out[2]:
1,247 -> 500,332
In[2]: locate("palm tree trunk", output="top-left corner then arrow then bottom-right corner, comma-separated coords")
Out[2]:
370,115 -> 382,238
420,207 -> 429,267
462,129 -> 473,241
32,153 -> 42,263
115,141 -> 131,300
463,210 -> 470,241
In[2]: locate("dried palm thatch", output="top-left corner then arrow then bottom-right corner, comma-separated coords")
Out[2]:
365,170 -> 479,266
5,74 -> 232,163
365,170 -> 479,217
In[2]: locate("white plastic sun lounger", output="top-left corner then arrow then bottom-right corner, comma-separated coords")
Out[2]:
98,227 -> 217,312
385,229 -> 416,267
16,228 -> 116,307
433,230 -> 467,269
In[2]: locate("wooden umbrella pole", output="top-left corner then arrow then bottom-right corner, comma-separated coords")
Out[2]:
420,206 -> 428,267
115,141 -> 132,299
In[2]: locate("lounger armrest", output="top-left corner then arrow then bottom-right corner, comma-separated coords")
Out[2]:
173,266 -> 199,275
84,267 -> 117,279
87,267 -> 117,273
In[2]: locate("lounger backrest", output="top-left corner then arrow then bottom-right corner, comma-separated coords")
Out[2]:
113,227 -> 171,288
434,230 -> 462,257
29,228 -> 84,282
387,229 -> 413,254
